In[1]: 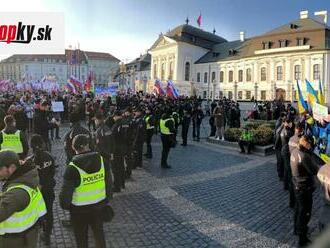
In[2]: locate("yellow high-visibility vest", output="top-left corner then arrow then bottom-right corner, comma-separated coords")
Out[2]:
0,185 -> 46,235
1,130 -> 23,154
70,156 -> 106,206
160,118 -> 174,135
145,116 -> 154,130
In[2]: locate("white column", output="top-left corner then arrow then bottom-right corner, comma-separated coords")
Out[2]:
305,56 -> 311,81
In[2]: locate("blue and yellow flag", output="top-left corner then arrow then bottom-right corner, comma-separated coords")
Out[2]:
318,80 -> 325,105
297,81 -> 308,114
305,79 -> 319,105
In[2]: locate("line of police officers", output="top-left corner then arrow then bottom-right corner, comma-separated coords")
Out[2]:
0,101 -> 183,248
275,114 -> 324,247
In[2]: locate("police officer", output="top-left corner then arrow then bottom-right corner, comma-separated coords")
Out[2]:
132,107 -> 146,168
59,134 -> 107,248
274,113 -> 286,180
290,135 -> 321,246
121,108 -> 134,179
110,110 -> 126,192
0,115 -> 28,159
94,112 -> 113,200
181,109 -> 191,146
144,108 -> 155,158
160,109 -> 176,169
172,109 -> 180,135
0,150 -> 47,248
25,134 -> 55,245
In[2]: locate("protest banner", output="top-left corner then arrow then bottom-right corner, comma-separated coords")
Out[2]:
51,101 -> 64,112
313,102 -> 328,121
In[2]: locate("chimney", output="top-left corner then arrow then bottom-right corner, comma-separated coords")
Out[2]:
300,10 -> 308,19
315,10 -> 328,24
240,31 -> 245,42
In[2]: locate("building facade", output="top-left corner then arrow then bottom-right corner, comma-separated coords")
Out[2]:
0,49 -> 120,86
147,10 -> 330,104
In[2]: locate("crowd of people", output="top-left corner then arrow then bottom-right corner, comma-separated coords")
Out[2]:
273,102 -> 330,247
0,90 -> 215,248
2,88 -> 330,247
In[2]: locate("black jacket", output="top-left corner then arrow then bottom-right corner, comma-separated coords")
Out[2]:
290,146 -> 321,190
94,123 -> 112,158
280,126 -> 294,154
59,151 -> 108,213
34,109 -> 50,140
25,150 -> 56,191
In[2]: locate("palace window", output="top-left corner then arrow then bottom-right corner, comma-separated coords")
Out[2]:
153,64 -> 157,79
261,90 -> 266,100
297,38 -> 306,46
228,91 -> 233,100
184,62 -> 190,81
279,40 -> 288,48
262,41 -> 272,49
211,71 -> 216,82
219,71 -> 224,82
238,91 -> 243,100
203,91 -> 207,99
246,68 -> 251,82
228,70 -> 233,82
276,66 -> 283,81
294,65 -> 301,80
246,91 -> 251,100
204,72 -> 208,83
197,72 -> 201,82
313,64 -> 320,80
238,70 -> 243,82
161,63 -> 165,80
260,67 -> 266,81
219,91 -> 223,99
169,61 -> 173,80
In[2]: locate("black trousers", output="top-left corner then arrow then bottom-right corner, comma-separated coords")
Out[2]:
210,124 -> 216,137
238,140 -> 252,153
71,211 -> 106,248
112,155 -> 125,190
103,157 -> 113,199
50,125 -> 60,139
161,135 -> 171,166
134,142 -> 143,168
275,149 -> 284,179
145,129 -> 154,157
181,125 -> 189,145
41,189 -> 55,235
294,188 -> 313,236
283,152 -> 295,206
192,122 -> 201,140
124,151 -> 133,178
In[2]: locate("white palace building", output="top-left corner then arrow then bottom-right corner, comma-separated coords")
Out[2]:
144,10 -> 330,103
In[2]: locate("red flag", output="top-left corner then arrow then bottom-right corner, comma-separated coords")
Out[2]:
197,14 -> 202,27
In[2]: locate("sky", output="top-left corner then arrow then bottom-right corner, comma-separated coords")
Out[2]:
0,0 -> 329,62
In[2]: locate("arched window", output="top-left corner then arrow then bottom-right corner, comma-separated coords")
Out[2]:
238,70 -> 243,82
228,70 -> 233,82
169,61 -> 173,80
313,64 -> 320,80
276,66 -> 283,81
219,71 -> 224,82
211,71 -> 216,82
204,72 -> 208,83
184,62 -> 190,81
260,67 -> 266,81
197,72 -> 201,82
246,68 -> 251,82
161,63 -> 165,80
294,65 -> 301,80
153,64 -> 157,79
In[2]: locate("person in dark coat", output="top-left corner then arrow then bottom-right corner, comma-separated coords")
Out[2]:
34,101 -> 51,151
144,108 -> 155,158
290,135 -> 322,246
181,109 -> 191,146
132,107 -> 146,168
24,134 -> 55,245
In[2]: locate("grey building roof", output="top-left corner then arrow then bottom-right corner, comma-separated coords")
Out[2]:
195,40 -> 247,64
261,18 -> 329,37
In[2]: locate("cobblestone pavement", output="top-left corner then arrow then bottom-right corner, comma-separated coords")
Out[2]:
37,125 -> 322,248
